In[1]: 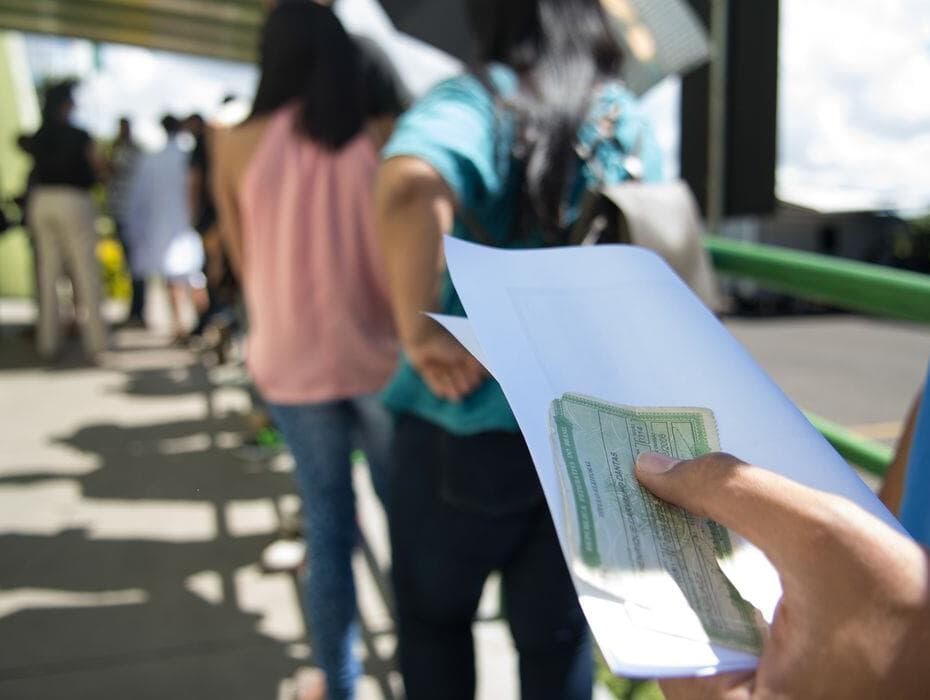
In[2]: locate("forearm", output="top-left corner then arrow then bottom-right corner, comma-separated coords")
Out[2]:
218,224 -> 243,282
880,388 -> 924,513
188,169 -> 204,227
375,158 -> 454,347
210,140 -> 244,282
213,186 -> 243,282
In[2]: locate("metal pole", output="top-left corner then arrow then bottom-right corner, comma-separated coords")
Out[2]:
706,0 -> 729,231
705,235 -> 930,325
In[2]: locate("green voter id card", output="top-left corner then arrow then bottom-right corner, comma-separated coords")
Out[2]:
549,394 -> 763,654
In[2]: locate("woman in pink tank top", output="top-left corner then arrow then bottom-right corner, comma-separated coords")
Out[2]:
212,4 -> 400,699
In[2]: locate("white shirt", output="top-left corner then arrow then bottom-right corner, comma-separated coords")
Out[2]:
125,138 -> 199,277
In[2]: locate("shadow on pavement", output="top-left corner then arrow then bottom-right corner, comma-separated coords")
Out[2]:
0,331 -> 98,371
0,332 -> 401,699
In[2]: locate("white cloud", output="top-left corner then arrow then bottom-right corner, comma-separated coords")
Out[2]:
25,34 -> 257,150
778,0 -> 930,212
20,1 -> 930,213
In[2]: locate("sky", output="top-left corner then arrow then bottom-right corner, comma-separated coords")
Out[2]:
776,0 -> 930,213
23,35 -> 258,150
18,0 -> 930,215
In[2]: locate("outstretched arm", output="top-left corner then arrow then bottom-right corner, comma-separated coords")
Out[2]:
374,156 -> 484,401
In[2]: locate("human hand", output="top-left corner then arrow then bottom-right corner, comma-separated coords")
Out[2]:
634,451 -> 930,700
405,324 -> 485,402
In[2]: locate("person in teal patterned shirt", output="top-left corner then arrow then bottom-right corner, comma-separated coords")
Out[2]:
375,1 -> 662,697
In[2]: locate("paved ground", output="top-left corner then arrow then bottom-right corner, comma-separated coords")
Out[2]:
0,298 -> 522,700
1,298 -> 928,700
726,314 -> 930,445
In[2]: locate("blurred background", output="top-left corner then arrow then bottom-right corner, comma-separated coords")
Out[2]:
2,0 -> 928,300
0,1 -> 928,699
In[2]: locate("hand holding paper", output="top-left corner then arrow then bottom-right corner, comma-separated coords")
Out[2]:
550,395 -> 763,654
405,323 -> 485,401
433,236 -> 901,677
636,452 -> 930,699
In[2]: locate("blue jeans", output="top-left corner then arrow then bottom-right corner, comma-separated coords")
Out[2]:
389,414 -> 592,700
268,396 -> 392,700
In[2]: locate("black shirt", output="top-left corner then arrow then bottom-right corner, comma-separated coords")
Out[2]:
189,135 -> 216,232
28,124 -> 97,189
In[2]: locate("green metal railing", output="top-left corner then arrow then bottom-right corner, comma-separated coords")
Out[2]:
706,235 -> 930,324
804,412 -> 895,477
705,235 -> 930,476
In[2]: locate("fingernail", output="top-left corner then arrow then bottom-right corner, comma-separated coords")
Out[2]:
636,452 -> 680,474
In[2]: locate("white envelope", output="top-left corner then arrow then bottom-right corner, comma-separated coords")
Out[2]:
432,236 -> 902,678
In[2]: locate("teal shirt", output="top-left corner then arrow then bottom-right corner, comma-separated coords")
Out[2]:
382,67 -> 663,435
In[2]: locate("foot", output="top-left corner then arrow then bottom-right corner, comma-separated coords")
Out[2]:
170,333 -> 191,348
260,538 -> 306,573
120,316 -> 146,330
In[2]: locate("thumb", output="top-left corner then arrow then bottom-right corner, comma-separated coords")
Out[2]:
635,451 -> 832,568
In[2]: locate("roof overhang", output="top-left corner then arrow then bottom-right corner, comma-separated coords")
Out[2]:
0,0 -> 263,63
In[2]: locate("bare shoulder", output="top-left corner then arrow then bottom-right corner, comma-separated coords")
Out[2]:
212,117 -> 271,184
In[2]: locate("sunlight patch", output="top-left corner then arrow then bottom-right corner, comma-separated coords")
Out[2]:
0,587 -> 147,620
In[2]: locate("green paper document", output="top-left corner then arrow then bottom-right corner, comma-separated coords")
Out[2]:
549,393 -> 764,654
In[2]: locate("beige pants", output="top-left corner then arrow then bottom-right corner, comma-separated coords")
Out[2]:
27,186 -> 108,359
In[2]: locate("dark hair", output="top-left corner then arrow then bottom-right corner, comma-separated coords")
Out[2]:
249,1 -> 364,149
161,114 -> 181,135
41,80 -> 77,126
466,0 -> 623,233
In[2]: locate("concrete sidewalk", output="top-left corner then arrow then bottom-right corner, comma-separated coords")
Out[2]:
0,316 -> 521,699
3,298 -> 927,700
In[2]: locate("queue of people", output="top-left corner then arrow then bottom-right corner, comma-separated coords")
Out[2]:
211,2 -> 929,700
18,86 -> 231,359
14,0 -> 929,698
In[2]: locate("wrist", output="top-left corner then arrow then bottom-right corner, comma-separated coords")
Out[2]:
399,315 -> 438,350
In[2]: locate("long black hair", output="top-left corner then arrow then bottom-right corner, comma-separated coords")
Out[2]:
250,0 -> 364,149
466,0 -> 624,233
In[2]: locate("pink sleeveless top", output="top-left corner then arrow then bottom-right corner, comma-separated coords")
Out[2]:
239,106 -> 398,404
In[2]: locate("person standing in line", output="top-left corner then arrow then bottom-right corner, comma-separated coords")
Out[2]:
126,115 -> 204,341
211,4 -> 398,699
106,116 -> 144,325
24,80 -> 108,362
261,0 -> 411,146
375,0 -> 663,697
184,113 -> 234,337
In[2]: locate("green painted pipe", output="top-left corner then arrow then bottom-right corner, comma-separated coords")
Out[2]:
804,412 -> 894,477
705,236 -> 930,325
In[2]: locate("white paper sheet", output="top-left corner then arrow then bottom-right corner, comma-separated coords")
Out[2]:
427,313 -> 490,369
436,236 -> 902,677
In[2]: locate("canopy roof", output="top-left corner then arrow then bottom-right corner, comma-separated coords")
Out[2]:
0,0 -> 262,63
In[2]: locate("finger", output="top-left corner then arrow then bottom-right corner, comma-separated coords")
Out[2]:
660,671 -> 753,700
422,367 -> 457,401
445,364 -> 473,400
453,358 -> 485,396
634,451 -> 837,567
462,355 -> 487,387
